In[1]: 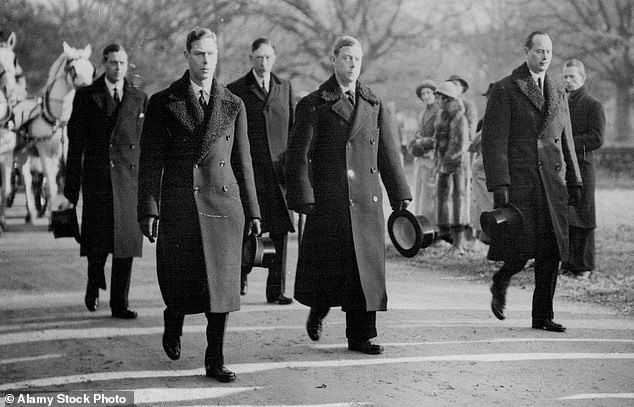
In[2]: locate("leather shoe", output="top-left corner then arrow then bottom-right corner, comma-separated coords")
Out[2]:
532,319 -> 566,332
490,279 -> 509,320
267,294 -> 293,305
205,364 -> 236,382
240,277 -> 248,295
111,308 -> 138,319
306,309 -> 325,341
162,335 -> 181,360
84,284 -> 99,312
348,339 -> 384,355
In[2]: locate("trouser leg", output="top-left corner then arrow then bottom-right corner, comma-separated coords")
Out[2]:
532,237 -> 560,320
266,232 -> 288,300
204,312 -> 228,367
345,310 -> 377,342
87,253 -> 108,290
163,308 -> 184,337
110,257 -> 133,311
494,258 -> 527,286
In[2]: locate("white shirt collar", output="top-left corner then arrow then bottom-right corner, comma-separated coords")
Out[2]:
337,81 -> 356,97
105,77 -> 124,98
529,70 -> 545,86
190,79 -> 212,99
252,70 -> 270,91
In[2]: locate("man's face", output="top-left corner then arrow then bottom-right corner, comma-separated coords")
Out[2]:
563,66 -> 585,91
185,37 -> 218,84
250,43 -> 276,77
420,87 -> 435,105
525,34 -> 552,73
332,45 -> 363,85
103,50 -> 128,83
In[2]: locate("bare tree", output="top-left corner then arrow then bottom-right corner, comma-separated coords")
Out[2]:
538,0 -> 634,143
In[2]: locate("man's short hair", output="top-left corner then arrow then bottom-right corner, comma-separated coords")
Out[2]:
564,59 -> 586,78
331,35 -> 362,56
524,31 -> 549,49
251,38 -> 275,53
186,27 -> 217,51
102,43 -> 126,62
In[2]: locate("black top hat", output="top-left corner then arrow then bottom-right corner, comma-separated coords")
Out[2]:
388,209 -> 438,258
242,235 -> 276,269
480,204 -> 525,241
49,208 -> 81,243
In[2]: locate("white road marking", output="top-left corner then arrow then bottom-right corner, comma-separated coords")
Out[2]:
558,393 -> 634,400
0,319 -> 93,332
314,338 -> 634,348
0,354 -> 64,365
1,353 -> 633,391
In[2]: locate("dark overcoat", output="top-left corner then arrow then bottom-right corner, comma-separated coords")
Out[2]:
65,75 -> 146,258
227,71 -> 295,234
286,75 -> 411,311
567,86 -> 605,229
482,63 -> 582,262
137,72 -> 260,314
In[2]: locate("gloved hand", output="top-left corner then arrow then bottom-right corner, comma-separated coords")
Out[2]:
393,199 -> 411,211
493,185 -> 510,208
295,203 -> 314,215
247,218 -> 261,236
568,185 -> 582,207
139,216 -> 159,243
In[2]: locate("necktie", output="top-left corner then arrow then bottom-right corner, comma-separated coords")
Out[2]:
346,90 -> 355,106
199,90 -> 206,107
113,87 -> 121,105
261,80 -> 268,94
537,77 -> 542,94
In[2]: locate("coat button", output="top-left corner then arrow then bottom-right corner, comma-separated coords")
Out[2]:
219,161 -> 225,167
110,160 -> 114,168
222,185 -> 228,192
555,163 -> 562,170
130,144 -> 135,149
347,169 -> 355,178
193,186 -> 199,192
538,161 -> 543,168
347,142 -> 352,146
130,164 -> 135,170
372,196 -> 378,202
370,167 -> 377,174
370,139 -> 376,145
349,199 -> 355,206
109,143 -> 113,148
194,164 -> 199,168
226,135 -> 231,141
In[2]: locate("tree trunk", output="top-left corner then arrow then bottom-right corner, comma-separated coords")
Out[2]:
614,86 -> 632,143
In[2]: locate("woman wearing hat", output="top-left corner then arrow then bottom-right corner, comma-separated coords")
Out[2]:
433,81 -> 470,253
409,80 -> 440,222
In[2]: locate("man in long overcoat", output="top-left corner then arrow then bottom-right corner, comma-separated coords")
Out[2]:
65,44 -> 146,319
482,31 -> 582,332
561,59 -> 605,279
137,28 -> 260,382
227,38 -> 295,304
286,35 -> 411,355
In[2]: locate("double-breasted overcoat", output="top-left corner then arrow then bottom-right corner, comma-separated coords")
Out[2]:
65,75 -> 147,258
286,75 -> 411,312
482,63 -> 582,262
137,72 -> 260,314
227,71 -> 295,234
567,86 -> 605,229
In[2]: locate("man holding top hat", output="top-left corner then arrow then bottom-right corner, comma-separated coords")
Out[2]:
286,35 -> 411,354
481,31 -> 582,332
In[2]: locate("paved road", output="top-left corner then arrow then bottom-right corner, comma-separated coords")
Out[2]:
1,194 -> 633,407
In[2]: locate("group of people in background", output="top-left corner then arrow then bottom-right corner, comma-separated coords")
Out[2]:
61,26 -> 604,383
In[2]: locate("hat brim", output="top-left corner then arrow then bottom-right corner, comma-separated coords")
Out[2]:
480,204 -> 525,240
242,235 -> 276,268
388,209 -> 437,257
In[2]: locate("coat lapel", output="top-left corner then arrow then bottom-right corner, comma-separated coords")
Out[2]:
514,73 -> 544,112
540,73 -> 565,136
165,72 -> 204,136
348,97 -> 372,140
91,76 -> 116,117
246,71 -> 267,102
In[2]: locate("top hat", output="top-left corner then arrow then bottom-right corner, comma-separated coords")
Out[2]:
242,234 -> 276,269
480,204 -> 525,241
415,80 -> 437,99
49,208 -> 81,243
388,209 -> 438,258
447,74 -> 469,92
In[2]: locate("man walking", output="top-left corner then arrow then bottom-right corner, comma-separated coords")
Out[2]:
65,43 -> 146,319
482,31 -> 582,332
286,35 -> 411,354
228,38 -> 294,304
137,28 -> 260,382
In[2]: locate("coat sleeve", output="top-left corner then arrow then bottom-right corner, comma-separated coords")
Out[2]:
561,98 -> 583,187
285,96 -> 315,209
231,99 -> 260,219
578,99 -> 605,153
443,114 -> 469,165
377,101 -> 412,208
64,89 -> 88,206
137,93 -> 168,220
482,81 -> 511,192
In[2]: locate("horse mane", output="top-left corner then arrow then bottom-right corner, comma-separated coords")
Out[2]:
46,53 -> 67,87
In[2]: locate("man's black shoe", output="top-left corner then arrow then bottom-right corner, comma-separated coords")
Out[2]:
348,339 -> 384,355
532,319 -> 566,332
267,294 -> 293,305
490,280 -> 508,320
111,308 -> 138,319
240,277 -> 248,295
162,335 -> 181,360
306,309 -> 325,341
84,284 -> 99,312
205,364 -> 236,382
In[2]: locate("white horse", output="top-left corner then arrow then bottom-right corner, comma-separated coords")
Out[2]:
12,41 -> 94,223
0,32 -> 21,232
